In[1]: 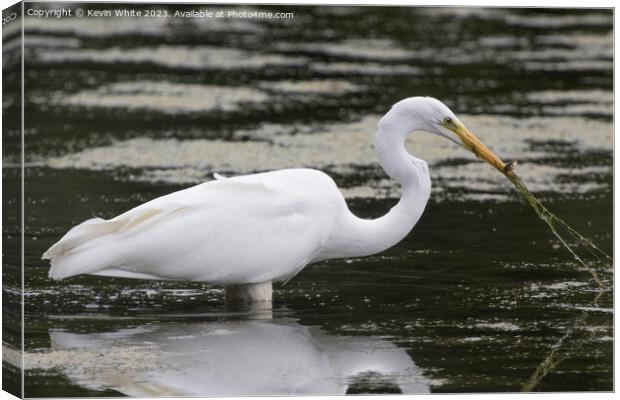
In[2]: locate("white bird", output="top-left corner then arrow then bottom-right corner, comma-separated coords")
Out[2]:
43,97 -> 508,303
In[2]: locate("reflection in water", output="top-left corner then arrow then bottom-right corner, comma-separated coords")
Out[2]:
30,317 -> 429,396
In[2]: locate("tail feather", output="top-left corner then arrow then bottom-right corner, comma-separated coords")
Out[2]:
48,253 -> 82,280
44,217 -> 129,280
42,217 -> 126,260
43,206 -> 182,280
47,237 -> 120,280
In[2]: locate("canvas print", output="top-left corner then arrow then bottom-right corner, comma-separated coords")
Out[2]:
1,1 -> 613,397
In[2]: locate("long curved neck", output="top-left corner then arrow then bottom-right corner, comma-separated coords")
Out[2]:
319,116 -> 431,260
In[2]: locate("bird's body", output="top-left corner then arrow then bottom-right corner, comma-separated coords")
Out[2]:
44,97 -> 506,303
46,168 -> 339,284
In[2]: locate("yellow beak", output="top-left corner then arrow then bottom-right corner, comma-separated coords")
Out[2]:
452,124 -> 509,175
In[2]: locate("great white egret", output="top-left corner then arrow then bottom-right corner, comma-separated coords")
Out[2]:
43,97 -> 508,303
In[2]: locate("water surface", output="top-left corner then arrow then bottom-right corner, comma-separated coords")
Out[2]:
2,3 -> 613,396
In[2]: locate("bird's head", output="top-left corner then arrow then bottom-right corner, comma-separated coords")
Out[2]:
383,97 -> 511,175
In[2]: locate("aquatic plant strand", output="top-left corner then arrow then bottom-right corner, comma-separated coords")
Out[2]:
503,165 -> 612,391
505,170 -> 612,289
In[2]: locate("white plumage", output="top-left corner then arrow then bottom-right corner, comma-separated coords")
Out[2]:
43,97 -> 506,302
45,169 -> 342,284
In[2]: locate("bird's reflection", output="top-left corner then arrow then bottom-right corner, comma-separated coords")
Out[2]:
46,315 -> 430,396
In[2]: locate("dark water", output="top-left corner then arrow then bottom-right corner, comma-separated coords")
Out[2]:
2,3 -> 613,396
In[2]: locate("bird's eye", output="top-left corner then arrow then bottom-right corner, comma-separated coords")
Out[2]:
443,117 -> 453,126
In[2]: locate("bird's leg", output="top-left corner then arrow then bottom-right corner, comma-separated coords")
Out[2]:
225,281 -> 273,308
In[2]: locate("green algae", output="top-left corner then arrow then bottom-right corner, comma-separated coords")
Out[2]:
505,167 -> 612,289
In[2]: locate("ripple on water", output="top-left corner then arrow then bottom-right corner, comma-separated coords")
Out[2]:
310,61 -> 423,76
50,78 -> 365,114
259,79 -> 363,94
36,45 -> 307,70
474,322 -> 521,332
504,13 -> 613,28
25,35 -> 82,49
56,81 -> 270,113
275,39 -> 416,61
526,90 -> 612,105
537,32 -> 612,48
521,60 -> 612,72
